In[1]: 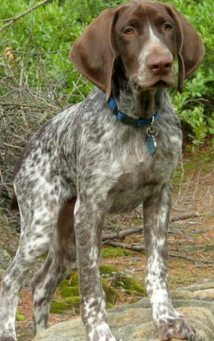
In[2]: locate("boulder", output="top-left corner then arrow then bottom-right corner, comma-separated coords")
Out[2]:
34,279 -> 214,341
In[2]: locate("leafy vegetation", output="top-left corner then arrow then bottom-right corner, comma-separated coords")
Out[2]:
164,0 -> 214,149
1,0 -> 213,145
0,0 -> 213,209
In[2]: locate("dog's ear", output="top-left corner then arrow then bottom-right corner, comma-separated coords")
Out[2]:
166,5 -> 205,92
70,9 -> 118,99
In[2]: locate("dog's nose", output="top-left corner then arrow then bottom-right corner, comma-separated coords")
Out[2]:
148,54 -> 173,75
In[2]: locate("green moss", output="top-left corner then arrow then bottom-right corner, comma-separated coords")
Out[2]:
51,295 -> 81,314
60,272 -> 78,287
50,301 -> 68,314
64,296 -> 80,308
16,310 -> 25,321
112,273 -> 146,295
59,272 -> 79,290
60,286 -> 79,297
100,264 -> 118,275
106,302 -> 114,309
101,246 -> 132,258
52,272 -> 81,314
58,279 -> 70,289
68,272 -> 79,286
51,268 -> 146,315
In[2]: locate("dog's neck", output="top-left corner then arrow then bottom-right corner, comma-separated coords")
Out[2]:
112,66 -> 165,119
113,86 -> 165,120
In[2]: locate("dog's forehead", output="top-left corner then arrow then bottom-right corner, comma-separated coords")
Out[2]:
116,1 -> 172,27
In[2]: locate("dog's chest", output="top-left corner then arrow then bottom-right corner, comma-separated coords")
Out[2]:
98,127 -> 182,213
107,158 -> 167,213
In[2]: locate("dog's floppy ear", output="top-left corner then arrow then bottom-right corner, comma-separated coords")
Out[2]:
166,5 -> 205,92
70,9 -> 118,99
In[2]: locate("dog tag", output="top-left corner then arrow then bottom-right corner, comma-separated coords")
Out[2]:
146,125 -> 157,155
146,134 -> 157,155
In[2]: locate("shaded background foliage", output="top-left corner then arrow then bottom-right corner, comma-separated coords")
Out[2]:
0,0 -> 213,220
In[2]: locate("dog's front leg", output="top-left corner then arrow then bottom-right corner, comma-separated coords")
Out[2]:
143,184 -> 196,340
74,198 -> 117,341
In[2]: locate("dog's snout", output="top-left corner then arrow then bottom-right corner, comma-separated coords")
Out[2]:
147,53 -> 173,75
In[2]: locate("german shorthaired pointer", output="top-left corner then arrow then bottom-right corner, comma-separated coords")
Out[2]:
0,1 -> 204,340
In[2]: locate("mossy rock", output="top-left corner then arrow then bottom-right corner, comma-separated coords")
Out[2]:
112,273 -> 146,295
101,246 -> 132,258
52,267 -> 146,315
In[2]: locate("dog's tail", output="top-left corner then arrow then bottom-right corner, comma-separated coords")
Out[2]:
10,193 -> 19,211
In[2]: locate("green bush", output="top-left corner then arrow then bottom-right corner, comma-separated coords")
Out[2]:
0,0 -> 213,145
163,0 -> 214,148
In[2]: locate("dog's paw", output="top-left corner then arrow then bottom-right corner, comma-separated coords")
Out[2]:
158,317 -> 196,341
87,321 -> 117,341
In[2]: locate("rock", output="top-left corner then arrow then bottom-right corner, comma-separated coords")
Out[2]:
172,279 -> 214,301
34,279 -> 214,341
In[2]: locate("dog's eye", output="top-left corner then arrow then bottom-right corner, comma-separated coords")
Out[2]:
162,22 -> 173,32
123,26 -> 136,35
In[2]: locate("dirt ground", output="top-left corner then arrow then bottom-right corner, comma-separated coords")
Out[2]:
1,151 -> 213,340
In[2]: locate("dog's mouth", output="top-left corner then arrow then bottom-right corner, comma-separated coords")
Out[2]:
131,75 -> 176,92
152,76 -> 176,88
153,80 -> 169,87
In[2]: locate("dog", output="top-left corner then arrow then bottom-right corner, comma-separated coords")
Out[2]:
0,1 -> 204,340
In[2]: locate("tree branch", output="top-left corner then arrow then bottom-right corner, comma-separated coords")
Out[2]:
0,0 -> 52,32
170,211 -> 199,223
103,241 -> 214,264
103,240 -> 146,252
102,227 -> 144,241
102,212 -> 199,241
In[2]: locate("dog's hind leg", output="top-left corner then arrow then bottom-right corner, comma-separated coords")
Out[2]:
32,199 -> 77,335
0,194 -> 61,341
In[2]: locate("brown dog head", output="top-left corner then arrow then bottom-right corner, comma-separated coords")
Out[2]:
70,1 -> 205,99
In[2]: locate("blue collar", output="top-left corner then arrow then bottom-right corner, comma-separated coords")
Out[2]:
107,97 -> 160,128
